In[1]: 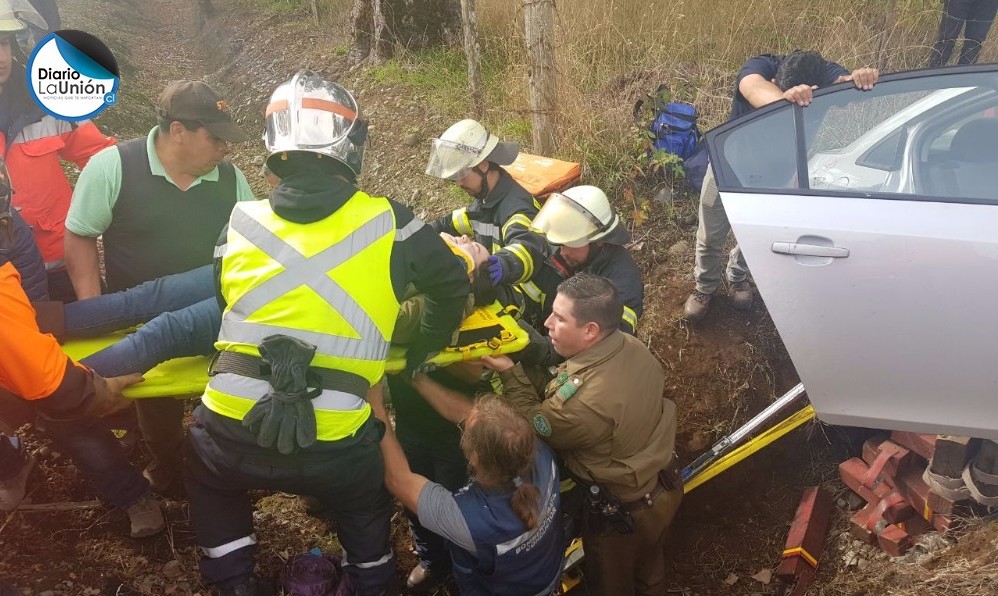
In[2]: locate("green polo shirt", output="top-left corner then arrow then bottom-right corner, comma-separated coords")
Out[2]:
66,126 -> 255,237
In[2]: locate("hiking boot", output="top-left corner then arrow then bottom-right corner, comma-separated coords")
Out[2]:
217,575 -> 276,596
126,494 -> 165,538
729,281 -> 754,311
0,454 -> 35,511
683,290 -> 712,322
407,564 -> 446,593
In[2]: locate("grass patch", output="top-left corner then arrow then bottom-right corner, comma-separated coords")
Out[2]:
361,47 -> 471,118
235,0 -> 306,15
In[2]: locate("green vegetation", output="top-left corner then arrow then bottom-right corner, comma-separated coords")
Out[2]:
311,1 -> 966,204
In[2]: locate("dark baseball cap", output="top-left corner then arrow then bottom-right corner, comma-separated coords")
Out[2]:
157,80 -> 250,143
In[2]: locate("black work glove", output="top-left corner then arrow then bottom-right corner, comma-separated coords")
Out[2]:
242,335 -> 321,454
402,339 -> 440,379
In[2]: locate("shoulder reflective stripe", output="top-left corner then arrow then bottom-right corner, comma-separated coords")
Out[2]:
341,551 -> 393,569
495,458 -> 558,555
505,243 -> 534,282
213,243 -> 227,258
201,533 -> 257,558
501,213 -> 533,239
225,207 -> 391,360
12,117 -> 74,144
622,306 -> 638,331
521,281 -> 544,304
395,217 -> 425,241
452,208 -> 473,236
470,220 -> 500,239
208,373 -> 367,411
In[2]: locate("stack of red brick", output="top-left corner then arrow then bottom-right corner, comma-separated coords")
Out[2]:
839,432 -> 969,556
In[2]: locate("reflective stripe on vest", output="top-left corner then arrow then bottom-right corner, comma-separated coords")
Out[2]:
204,373 -> 370,437
204,194 -> 399,441
219,204 -> 393,362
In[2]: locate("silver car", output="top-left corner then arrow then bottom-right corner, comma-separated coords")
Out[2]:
706,65 -> 998,439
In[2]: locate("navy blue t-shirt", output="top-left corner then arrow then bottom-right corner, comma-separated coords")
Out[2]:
729,54 -> 849,121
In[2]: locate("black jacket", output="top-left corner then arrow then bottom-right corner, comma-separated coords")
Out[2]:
1,209 -> 49,302
431,169 -> 550,285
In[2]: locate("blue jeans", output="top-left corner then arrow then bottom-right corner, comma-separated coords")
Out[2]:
65,266 -> 222,377
41,414 -> 149,508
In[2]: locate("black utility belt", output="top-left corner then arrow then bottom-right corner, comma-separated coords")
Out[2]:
209,351 -> 369,399
611,453 -> 684,513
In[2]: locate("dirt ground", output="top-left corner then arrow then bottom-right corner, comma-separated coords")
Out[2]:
0,1 -> 995,594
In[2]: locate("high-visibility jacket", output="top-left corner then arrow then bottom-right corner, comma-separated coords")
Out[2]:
203,191 -> 400,441
0,262 -> 93,402
1,117 -> 115,270
431,169 -> 549,285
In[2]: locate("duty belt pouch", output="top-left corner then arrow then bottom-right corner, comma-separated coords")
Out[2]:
586,483 -> 635,535
659,452 -> 683,491
241,334 -> 322,455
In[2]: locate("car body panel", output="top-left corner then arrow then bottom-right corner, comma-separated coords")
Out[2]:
707,65 -> 998,439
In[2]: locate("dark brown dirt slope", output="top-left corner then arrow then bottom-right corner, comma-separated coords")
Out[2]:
1,1 -> 994,595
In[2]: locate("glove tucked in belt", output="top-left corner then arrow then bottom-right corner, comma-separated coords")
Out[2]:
239,335 -> 322,455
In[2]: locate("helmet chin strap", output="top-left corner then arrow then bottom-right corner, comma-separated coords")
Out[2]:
471,164 -> 490,201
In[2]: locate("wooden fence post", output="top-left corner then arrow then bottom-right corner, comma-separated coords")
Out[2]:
523,0 -> 556,154
460,0 -> 484,118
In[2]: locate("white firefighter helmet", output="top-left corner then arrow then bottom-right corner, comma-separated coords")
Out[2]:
0,0 -> 46,33
264,70 -> 367,177
531,185 -> 630,248
425,119 -> 519,181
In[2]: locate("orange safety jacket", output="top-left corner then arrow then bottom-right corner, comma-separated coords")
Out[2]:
0,118 -> 115,270
0,262 -> 94,402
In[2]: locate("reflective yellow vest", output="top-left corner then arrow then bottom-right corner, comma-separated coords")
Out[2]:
202,191 -> 401,441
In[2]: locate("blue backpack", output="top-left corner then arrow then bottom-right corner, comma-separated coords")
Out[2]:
651,101 -> 701,161
637,86 -> 709,189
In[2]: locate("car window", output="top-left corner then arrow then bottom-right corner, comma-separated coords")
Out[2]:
711,69 -> 998,203
712,107 -> 799,190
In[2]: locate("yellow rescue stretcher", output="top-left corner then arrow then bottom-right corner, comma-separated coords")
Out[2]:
61,301 -> 528,399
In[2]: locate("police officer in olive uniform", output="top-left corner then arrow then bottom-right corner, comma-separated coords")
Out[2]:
184,71 -> 469,596
483,273 -> 681,596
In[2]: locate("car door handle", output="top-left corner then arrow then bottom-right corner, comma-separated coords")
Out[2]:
771,242 -> 850,258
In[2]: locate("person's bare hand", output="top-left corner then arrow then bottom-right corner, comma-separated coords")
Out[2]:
366,381 -> 388,419
842,67 -> 879,90
783,84 -> 817,106
481,355 -> 515,373
87,373 -> 143,418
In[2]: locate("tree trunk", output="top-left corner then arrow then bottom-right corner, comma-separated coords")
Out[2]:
523,0 -> 557,154
349,0 -> 461,63
460,0 -> 483,117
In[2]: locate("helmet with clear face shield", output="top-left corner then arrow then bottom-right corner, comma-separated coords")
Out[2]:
264,70 -> 367,178
425,119 -> 519,181
531,185 -> 630,248
0,0 -> 47,33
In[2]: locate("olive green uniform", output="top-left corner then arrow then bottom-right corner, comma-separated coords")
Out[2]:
501,330 -> 682,596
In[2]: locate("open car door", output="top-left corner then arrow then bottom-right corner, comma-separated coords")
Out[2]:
706,65 -> 998,440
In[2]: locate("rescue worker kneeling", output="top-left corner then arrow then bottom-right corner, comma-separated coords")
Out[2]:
369,382 -> 563,596
184,71 -> 469,596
